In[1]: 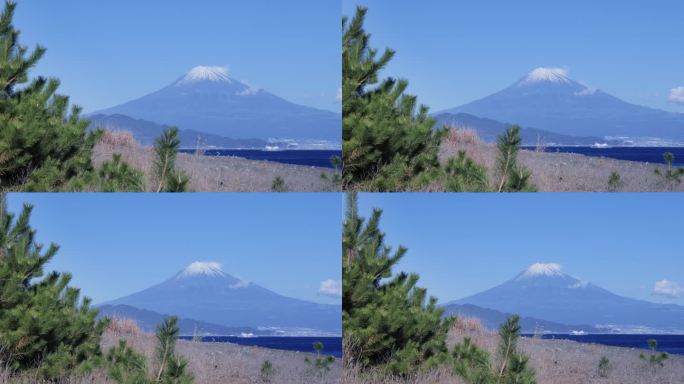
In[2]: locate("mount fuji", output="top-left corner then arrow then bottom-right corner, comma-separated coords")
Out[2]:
100,261 -> 341,335
448,263 -> 684,333
438,67 -> 684,144
90,66 -> 340,145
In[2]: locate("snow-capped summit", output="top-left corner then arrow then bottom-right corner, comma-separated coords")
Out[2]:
102,262 -> 341,334
438,67 -> 684,141
176,261 -> 226,279
516,262 -> 564,279
519,67 -> 571,85
91,65 -> 341,143
450,264 -> 684,333
175,66 -> 232,85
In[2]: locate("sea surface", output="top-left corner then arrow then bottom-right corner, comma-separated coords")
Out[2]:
522,334 -> 684,355
178,336 -> 343,357
179,149 -> 341,168
522,146 -> 684,166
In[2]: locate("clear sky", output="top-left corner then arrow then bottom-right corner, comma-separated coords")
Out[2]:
6,193 -> 342,305
357,193 -> 684,306
14,0 -> 341,113
342,0 -> 684,113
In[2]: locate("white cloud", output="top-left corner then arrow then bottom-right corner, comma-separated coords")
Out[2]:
669,86 -> 684,105
335,87 -> 342,102
318,279 -> 342,297
652,279 -> 683,298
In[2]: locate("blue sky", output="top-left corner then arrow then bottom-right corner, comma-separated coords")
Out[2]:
357,193 -> 684,306
14,0 -> 340,113
343,0 -> 684,113
6,193 -> 341,305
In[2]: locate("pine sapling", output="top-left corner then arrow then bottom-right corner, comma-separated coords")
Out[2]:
154,316 -> 192,384
304,341 -> 335,376
443,150 -> 489,192
496,126 -> 535,192
495,315 -> 536,384
105,340 -> 148,384
98,153 -> 146,192
259,360 -> 276,382
607,171 -> 623,192
320,156 -> 342,189
597,356 -> 611,378
271,176 -> 287,192
639,338 -> 668,373
153,128 -> 189,192
654,152 -> 684,191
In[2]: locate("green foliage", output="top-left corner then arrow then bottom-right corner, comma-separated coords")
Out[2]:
106,340 -> 149,384
443,150 -> 489,192
452,315 -> 536,384
153,128 -> 189,192
343,192 -> 452,375
105,317 -> 193,384
259,360 -> 275,382
597,356 -> 611,378
97,153 -> 146,192
496,126 -> 535,192
654,152 -> 684,190
452,337 -> 492,383
320,156 -> 342,189
342,7 -> 443,191
0,194 -> 108,379
607,171 -> 623,192
304,341 -> 335,376
154,317 -> 192,384
271,176 -> 287,192
639,338 -> 668,372
0,1 -> 102,191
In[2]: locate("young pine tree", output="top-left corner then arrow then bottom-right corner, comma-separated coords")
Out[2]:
105,317 -> 193,384
342,7 -> 443,191
0,194 -> 108,379
153,128 -> 189,192
452,315 -> 536,384
496,126 -> 535,192
343,192 -> 453,375
0,1 -> 101,191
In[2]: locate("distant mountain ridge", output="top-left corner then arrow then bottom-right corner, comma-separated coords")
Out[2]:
450,263 -> 684,333
432,112 -> 612,146
441,303 -> 601,334
440,67 -> 684,144
97,304 -> 274,336
87,114 -> 268,148
102,261 -> 341,336
92,66 -> 340,145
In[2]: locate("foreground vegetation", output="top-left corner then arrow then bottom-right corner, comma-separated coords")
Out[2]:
342,7 -> 534,192
0,194 -> 192,382
440,129 -> 684,192
343,193 -> 536,383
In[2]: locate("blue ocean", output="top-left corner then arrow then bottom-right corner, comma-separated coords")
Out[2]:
179,149 -> 342,168
522,334 -> 684,355
178,336 -> 343,358
523,146 -> 684,166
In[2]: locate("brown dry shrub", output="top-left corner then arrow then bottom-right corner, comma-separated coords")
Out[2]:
99,130 -> 137,148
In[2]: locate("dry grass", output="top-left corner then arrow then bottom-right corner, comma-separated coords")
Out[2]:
344,315 -> 684,384
443,127 -> 481,146
439,129 -> 684,192
92,130 -> 340,192
2,319 -> 341,384
98,130 -> 137,147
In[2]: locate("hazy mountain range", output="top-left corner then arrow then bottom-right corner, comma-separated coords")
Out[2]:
97,304 -> 276,336
88,66 -> 341,149
448,263 -> 684,334
436,67 -> 684,146
99,261 -> 341,336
